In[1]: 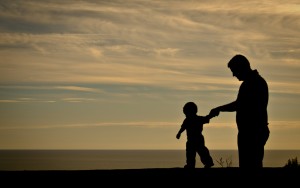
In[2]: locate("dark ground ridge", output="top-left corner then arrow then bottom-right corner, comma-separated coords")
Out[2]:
1,167 -> 299,186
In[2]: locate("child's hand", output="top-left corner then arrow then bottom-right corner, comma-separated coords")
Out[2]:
209,108 -> 220,117
176,133 -> 181,139
206,114 -> 214,120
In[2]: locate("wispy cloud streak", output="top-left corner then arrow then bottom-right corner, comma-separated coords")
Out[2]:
0,120 -> 298,130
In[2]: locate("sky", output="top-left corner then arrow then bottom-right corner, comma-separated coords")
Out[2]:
0,0 -> 299,150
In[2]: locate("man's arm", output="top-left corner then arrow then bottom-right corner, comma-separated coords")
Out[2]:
209,101 -> 237,117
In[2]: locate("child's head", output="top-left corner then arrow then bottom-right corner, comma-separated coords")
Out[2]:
183,102 -> 197,117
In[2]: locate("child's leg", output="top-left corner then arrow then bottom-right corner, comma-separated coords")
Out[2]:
198,146 -> 214,167
196,136 -> 214,167
185,141 -> 196,168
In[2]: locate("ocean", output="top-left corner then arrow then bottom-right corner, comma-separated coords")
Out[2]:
0,150 -> 299,170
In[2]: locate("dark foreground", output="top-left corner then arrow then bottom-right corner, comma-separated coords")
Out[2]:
1,167 -> 299,186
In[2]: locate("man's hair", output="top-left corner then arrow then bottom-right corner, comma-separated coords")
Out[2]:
227,54 -> 251,70
183,102 -> 198,115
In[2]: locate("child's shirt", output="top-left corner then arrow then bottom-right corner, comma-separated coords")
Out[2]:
181,115 -> 210,141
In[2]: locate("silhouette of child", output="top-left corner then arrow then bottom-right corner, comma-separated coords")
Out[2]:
176,102 -> 214,168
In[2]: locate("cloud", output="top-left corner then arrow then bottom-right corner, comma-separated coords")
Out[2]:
0,99 -> 19,103
0,121 -> 178,130
269,81 -> 300,95
268,120 -> 300,130
0,1 -> 299,102
62,97 -> 97,103
54,86 -> 103,93
0,85 -> 103,93
0,120 -> 298,130
0,85 -> 104,103
0,98 -> 55,103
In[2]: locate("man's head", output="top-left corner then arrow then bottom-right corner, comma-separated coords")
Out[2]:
183,102 -> 197,117
227,54 -> 252,81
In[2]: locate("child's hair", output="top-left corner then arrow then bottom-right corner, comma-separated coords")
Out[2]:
183,102 -> 198,115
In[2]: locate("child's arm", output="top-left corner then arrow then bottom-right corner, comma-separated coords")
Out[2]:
176,127 -> 185,139
203,113 -> 214,124
206,113 -> 215,120
176,122 -> 186,140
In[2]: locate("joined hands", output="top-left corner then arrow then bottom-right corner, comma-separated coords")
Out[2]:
209,108 -> 220,118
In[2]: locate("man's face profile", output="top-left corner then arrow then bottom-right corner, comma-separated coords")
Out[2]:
229,66 -> 243,81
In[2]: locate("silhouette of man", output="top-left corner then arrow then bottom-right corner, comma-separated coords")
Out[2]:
210,54 -> 270,169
